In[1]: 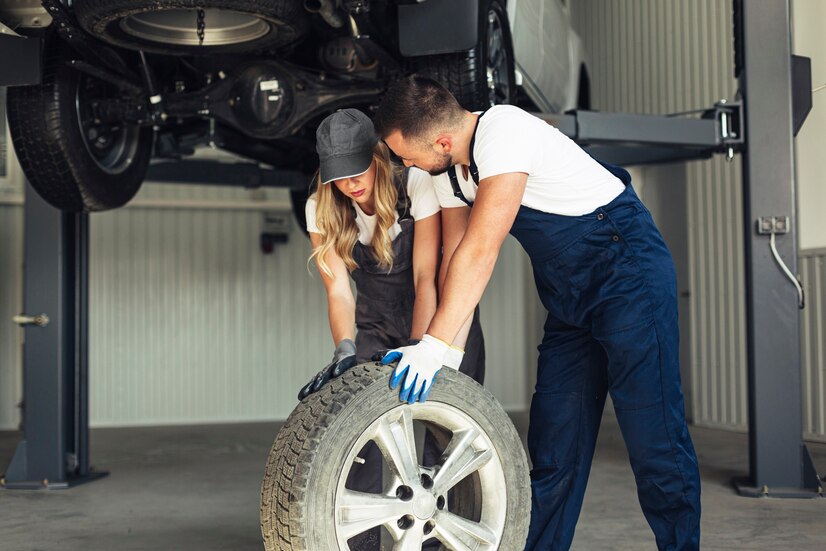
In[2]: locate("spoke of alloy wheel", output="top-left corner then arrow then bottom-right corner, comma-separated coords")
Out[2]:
337,489 -> 412,540
489,34 -> 502,66
489,47 -> 504,72
432,427 -> 493,496
433,510 -> 498,550
373,408 -> 420,487
394,526 -> 425,551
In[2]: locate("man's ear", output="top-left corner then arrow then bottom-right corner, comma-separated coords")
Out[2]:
434,134 -> 453,154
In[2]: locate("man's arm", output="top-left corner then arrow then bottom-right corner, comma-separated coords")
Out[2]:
439,206 -> 475,348
409,213 -> 441,340
427,171 -> 528,343
382,171 -> 526,404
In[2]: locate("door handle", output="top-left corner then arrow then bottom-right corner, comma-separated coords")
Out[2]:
12,314 -> 50,327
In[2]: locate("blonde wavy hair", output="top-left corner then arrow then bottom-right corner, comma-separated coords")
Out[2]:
310,141 -> 403,278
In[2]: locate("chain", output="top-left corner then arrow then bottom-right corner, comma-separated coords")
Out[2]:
196,8 -> 206,46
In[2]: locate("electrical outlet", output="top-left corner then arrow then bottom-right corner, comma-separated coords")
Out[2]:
756,216 -> 790,235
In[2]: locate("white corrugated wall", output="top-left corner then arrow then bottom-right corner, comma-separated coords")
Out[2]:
85,182 -> 533,426
0,204 -> 23,430
0,170 -> 534,428
0,94 -> 23,430
801,250 -> 826,441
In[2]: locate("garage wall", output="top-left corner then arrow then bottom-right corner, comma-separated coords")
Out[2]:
0,204 -> 23,431
571,0 -> 825,441
0,95 -> 24,431
85,184 -> 533,426
801,250 -> 826,438
792,0 -> 826,250
0,173 -> 535,430
791,6 -> 826,440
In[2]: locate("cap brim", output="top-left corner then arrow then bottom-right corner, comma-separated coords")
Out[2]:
319,151 -> 373,185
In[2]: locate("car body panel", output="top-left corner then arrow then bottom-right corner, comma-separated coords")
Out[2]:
398,0 -> 479,56
509,0 -> 584,112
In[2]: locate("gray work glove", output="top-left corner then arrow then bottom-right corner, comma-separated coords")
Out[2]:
297,338 -> 357,400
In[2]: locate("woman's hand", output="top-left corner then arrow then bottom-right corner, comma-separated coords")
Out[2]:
297,338 -> 357,400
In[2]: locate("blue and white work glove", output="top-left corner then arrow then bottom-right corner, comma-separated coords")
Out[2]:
382,334 -> 459,403
297,338 -> 357,400
442,344 -> 465,370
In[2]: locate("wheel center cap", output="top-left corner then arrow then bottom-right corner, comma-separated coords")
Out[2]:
412,492 -> 437,520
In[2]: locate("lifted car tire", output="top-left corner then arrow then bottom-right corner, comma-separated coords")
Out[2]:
75,0 -> 308,55
260,362 -> 531,550
414,0 -> 515,110
290,187 -> 311,237
6,39 -> 153,212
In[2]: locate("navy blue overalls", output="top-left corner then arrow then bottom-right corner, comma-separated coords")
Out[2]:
448,113 -> 701,550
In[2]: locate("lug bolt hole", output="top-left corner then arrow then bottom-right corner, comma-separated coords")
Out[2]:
397,514 -> 415,530
436,495 -> 446,510
396,485 -> 414,501
420,473 -> 434,490
424,520 -> 436,535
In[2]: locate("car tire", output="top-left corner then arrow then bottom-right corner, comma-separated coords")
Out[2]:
290,186 -> 310,237
6,38 -> 153,212
413,0 -> 515,111
75,0 -> 308,55
260,362 -> 531,550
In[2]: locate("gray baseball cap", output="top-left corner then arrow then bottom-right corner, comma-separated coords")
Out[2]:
316,109 -> 378,185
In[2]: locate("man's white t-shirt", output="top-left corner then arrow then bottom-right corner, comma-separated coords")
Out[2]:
431,105 -> 625,215
306,167 -> 441,244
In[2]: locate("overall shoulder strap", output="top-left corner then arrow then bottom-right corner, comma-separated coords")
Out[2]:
446,111 -> 487,206
468,110 -> 486,185
395,168 -> 412,219
447,166 -> 473,207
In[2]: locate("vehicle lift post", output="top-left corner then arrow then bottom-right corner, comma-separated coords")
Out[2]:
1,0 -> 820,495
732,0 -> 820,497
1,185 -> 104,488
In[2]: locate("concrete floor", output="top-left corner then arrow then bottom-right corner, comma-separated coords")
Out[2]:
1,414 -> 824,551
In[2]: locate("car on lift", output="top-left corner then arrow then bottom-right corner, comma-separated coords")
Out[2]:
0,0 -> 589,215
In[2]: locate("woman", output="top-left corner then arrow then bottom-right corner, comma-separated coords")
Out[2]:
298,107 -> 484,551
298,108 -> 484,399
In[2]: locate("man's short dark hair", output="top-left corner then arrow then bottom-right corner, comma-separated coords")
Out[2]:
374,75 -> 466,141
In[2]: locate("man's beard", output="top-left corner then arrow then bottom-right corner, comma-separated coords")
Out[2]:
427,151 -> 453,176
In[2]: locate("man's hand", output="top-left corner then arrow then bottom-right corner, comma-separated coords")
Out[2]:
298,338 -> 357,400
382,334 -> 450,403
442,345 -> 465,370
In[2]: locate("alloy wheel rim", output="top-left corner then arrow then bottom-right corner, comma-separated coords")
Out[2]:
119,9 -> 272,47
334,403 -> 507,550
75,76 -> 140,175
485,8 -> 511,106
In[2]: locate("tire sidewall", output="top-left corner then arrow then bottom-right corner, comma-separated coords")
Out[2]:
300,365 -> 531,549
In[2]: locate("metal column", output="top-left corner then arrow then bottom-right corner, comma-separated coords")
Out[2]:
734,0 -> 820,497
1,182 -> 104,489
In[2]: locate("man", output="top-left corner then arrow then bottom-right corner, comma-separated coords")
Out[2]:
375,76 -> 701,550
